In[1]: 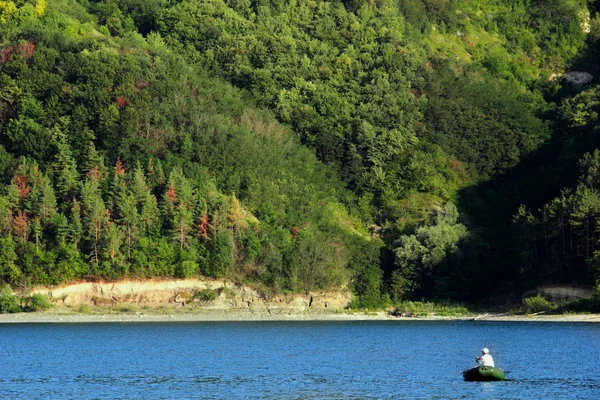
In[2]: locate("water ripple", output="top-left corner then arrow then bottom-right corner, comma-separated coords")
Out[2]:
0,321 -> 599,399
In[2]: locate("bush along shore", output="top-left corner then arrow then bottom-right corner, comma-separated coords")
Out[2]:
0,285 -> 52,313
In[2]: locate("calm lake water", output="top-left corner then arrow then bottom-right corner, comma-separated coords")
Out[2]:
1,320 -> 599,399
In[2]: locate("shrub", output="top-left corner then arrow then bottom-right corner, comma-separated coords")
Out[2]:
0,285 -> 20,313
524,295 -> 554,313
391,300 -> 471,316
219,287 -> 236,298
555,297 -> 600,314
78,304 -> 92,314
22,293 -> 52,312
116,304 -> 137,313
193,289 -> 218,303
175,260 -> 199,278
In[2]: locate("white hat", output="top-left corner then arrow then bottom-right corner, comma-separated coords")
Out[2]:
482,348 -> 489,354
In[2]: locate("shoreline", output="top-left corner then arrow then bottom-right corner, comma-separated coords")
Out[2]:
14,278 -> 598,324
1,309 -> 600,323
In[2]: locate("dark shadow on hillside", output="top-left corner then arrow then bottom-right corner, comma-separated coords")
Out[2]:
455,109 -> 600,297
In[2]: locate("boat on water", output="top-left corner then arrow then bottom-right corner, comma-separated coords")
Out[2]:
463,366 -> 506,381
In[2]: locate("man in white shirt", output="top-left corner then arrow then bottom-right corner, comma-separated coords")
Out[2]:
476,348 -> 495,367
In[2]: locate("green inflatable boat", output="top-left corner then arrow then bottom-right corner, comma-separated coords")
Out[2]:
463,366 -> 506,381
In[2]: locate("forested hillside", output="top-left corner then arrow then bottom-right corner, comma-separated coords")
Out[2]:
1,0 -> 599,307
0,0 -> 379,296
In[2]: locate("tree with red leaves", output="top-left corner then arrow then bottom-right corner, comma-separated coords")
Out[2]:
116,95 -> 128,109
13,210 -> 28,242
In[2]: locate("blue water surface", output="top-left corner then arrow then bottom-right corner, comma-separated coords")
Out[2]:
1,320 -> 599,399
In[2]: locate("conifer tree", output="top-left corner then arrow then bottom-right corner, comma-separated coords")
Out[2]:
53,212 -> 69,246
112,160 -> 138,261
83,142 -> 107,182
69,198 -> 83,249
140,191 -> 160,237
103,221 -> 125,272
52,130 -> 79,205
80,178 -> 108,265
131,163 -> 160,236
161,171 -> 178,232
131,162 -> 148,202
30,217 -> 41,253
37,179 -> 57,225
172,203 -> 193,249
147,157 -> 165,192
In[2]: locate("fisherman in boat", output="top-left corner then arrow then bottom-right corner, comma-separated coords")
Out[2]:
476,348 -> 494,367
464,347 -> 505,381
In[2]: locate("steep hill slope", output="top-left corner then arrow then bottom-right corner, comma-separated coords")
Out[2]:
0,1 -> 378,299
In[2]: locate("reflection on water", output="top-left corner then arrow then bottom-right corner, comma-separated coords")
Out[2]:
0,321 -> 599,399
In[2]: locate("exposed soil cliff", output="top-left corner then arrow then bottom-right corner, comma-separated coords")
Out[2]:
28,278 -> 352,316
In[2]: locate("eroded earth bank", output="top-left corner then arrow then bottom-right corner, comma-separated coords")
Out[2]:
20,278 -> 354,319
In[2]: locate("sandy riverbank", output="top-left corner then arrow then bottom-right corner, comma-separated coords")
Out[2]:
1,309 -> 599,323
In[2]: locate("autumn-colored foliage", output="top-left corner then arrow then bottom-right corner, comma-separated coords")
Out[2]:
197,213 -> 209,240
290,227 -> 300,239
13,211 -> 28,241
166,182 -> 177,203
19,41 -> 35,60
116,95 -> 128,109
0,46 -> 15,64
15,175 -> 30,199
114,157 -> 125,176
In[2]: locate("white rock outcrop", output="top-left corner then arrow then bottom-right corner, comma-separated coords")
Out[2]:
565,71 -> 594,86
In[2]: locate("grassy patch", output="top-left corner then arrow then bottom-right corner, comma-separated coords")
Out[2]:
391,301 -> 473,317
523,295 -> 554,313
219,287 -> 236,299
78,304 -> 92,314
115,304 -> 137,313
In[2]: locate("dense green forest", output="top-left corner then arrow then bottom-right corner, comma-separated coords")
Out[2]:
1,0 -> 599,307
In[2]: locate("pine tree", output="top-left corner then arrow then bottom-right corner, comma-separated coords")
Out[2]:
131,162 -> 148,203
69,198 -> 83,249
83,141 -> 107,183
53,212 -> 70,246
38,179 -> 57,224
80,178 -> 108,265
53,131 -> 79,205
147,157 -> 165,192
103,221 -> 125,271
172,203 -> 193,249
140,191 -> 160,237
131,162 -> 159,236
31,217 -> 42,253
161,171 -> 178,232
172,168 -> 195,211
112,161 -> 138,262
